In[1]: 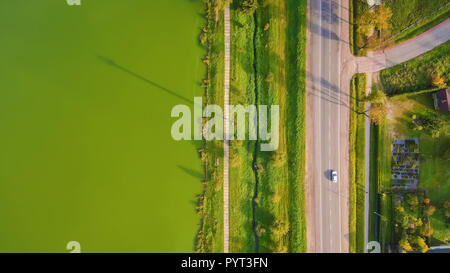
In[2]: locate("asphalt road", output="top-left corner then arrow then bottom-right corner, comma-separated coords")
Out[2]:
306,0 -> 350,253
305,0 -> 450,253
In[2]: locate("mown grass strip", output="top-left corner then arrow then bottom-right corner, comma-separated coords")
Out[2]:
244,0 -> 307,253
286,0 -> 307,253
368,123 -> 379,244
253,0 -> 290,253
349,74 -> 367,252
349,78 -> 357,252
350,0 -> 369,56
349,0 -> 358,56
379,121 -> 393,252
370,120 -> 394,252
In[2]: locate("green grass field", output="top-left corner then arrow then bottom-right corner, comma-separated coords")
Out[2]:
0,0 -> 205,252
349,74 -> 367,252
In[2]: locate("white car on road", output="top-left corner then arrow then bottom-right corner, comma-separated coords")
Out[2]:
331,170 -> 338,184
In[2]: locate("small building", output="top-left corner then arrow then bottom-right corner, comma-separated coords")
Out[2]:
433,88 -> 450,112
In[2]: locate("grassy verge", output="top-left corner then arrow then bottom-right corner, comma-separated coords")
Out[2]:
386,0 -> 450,44
371,119 -> 394,251
228,1 -> 257,253
350,0 -> 369,56
349,0 -> 355,55
395,8 -> 450,44
368,124 -> 379,244
380,41 -> 450,96
228,0 -> 307,253
286,0 -> 308,253
195,1 -> 225,253
253,0 -> 292,253
349,74 -> 367,252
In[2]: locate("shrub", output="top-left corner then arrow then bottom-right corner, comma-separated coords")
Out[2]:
368,104 -> 387,125
405,194 -> 419,210
421,222 -> 434,237
365,87 -> 387,104
411,236 -> 429,253
432,76 -> 446,87
239,0 -> 258,15
424,205 -> 436,216
443,201 -> 450,219
399,238 -> 413,252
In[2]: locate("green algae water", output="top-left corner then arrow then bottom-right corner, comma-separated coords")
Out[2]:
0,0 -> 204,252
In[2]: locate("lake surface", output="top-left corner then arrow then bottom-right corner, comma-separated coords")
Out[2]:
0,0 -> 204,252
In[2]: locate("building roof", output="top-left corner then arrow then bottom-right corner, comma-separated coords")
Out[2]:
436,88 -> 450,112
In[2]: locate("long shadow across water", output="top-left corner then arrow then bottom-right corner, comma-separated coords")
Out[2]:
97,55 -> 194,105
177,165 -> 204,180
